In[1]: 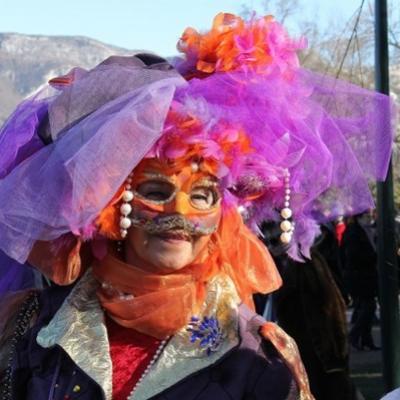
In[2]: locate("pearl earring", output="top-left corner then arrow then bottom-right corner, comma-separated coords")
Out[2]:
120,173 -> 134,239
280,169 -> 294,244
191,161 -> 199,172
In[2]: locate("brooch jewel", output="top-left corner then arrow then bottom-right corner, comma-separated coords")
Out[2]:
187,316 -> 224,356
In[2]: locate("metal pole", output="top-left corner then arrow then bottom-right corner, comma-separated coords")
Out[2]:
375,0 -> 400,391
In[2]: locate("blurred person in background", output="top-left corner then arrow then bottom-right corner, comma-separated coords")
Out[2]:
272,225 -> 357,400
341,213 -> 380,351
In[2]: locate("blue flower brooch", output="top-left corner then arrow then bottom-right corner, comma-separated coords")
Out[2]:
187,316 -> 225,356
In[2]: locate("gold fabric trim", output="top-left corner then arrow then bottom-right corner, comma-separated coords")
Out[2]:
36,271 -> 113,400
129,274 -> 240,400
36,270 -> 240,400
261,322 -> 315,400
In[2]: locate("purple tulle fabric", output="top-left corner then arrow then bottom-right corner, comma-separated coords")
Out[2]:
0,250 -> 38,298
172,67 -> 395,258
0,63 -> 186,263
0,88 -> 54,179
0,57 -> 396,265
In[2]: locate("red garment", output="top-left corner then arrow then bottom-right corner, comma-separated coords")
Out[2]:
335,221 -> 346,246
106,316 -> 161,400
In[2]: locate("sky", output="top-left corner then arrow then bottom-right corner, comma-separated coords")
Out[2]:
1,0 -> 364,56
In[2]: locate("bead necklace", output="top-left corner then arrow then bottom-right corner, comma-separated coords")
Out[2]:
128,337 -> 168,399
1,291 -> 39,400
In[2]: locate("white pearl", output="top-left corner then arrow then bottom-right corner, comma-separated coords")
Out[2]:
280,208 -> 292,219
129,339 -> 167,396
237,205 -> 246,215
191,162 -> 199,172
120,203 -> 132,216
280,220 -> 292,232
280,232 -> 292,244
284,201 -> 290,207
123,190 -> 134,202
285,195 -> 290,201
285,188 -> 291,195
120,217 -> 132,229
120,229 -> 128,238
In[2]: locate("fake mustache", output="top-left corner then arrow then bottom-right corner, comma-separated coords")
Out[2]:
130,213 -> 217,236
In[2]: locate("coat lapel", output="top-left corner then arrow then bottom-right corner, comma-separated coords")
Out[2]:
130,274 -> 240,400
36,272 -> 113,400
36,271 -> 241,400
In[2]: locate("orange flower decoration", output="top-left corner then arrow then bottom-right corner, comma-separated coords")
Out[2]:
153,102 -> 253,171
177,12 -> 306,77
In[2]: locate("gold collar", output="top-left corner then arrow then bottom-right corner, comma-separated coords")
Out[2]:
37,270 -> 240,400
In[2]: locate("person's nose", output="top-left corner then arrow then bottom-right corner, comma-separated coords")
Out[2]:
173,191 -> 191,214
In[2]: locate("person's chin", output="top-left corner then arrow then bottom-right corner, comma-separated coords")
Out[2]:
147,236 -> 194,271
150,254 -> 192,272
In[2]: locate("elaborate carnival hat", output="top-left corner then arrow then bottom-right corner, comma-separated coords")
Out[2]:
0,13 -> 396,292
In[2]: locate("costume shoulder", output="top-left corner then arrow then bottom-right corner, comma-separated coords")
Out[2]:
238,305 -> 315,400
381,388 -> 400,400
0,290 -> 39,386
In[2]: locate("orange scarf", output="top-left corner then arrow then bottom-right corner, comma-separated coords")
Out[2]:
93,246 -> 218,339
93,209 -> 282,339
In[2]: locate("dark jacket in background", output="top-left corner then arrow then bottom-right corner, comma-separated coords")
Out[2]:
275,249 -> 355,400
341,220 -> 378,299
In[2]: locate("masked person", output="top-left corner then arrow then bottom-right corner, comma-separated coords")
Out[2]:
0,12 -> 395,400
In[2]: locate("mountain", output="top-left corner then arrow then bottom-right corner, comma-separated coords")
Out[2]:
0,32 -> 134,124
1,32 -> 399,125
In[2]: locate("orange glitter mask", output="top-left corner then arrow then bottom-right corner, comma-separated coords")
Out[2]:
127,158 -> 222,236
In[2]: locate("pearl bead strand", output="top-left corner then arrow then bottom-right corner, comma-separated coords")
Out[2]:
128,338 -> 168,398
120,173 -> 134,239
280,169 -> 295,244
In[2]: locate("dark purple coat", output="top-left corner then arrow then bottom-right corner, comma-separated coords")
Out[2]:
2,286 -> 298,400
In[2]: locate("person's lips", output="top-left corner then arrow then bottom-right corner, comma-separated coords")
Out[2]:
156,229 -> 192,241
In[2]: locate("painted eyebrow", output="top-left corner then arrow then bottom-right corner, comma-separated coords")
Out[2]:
191,177 -> 219,188
141,172 -> 175,183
